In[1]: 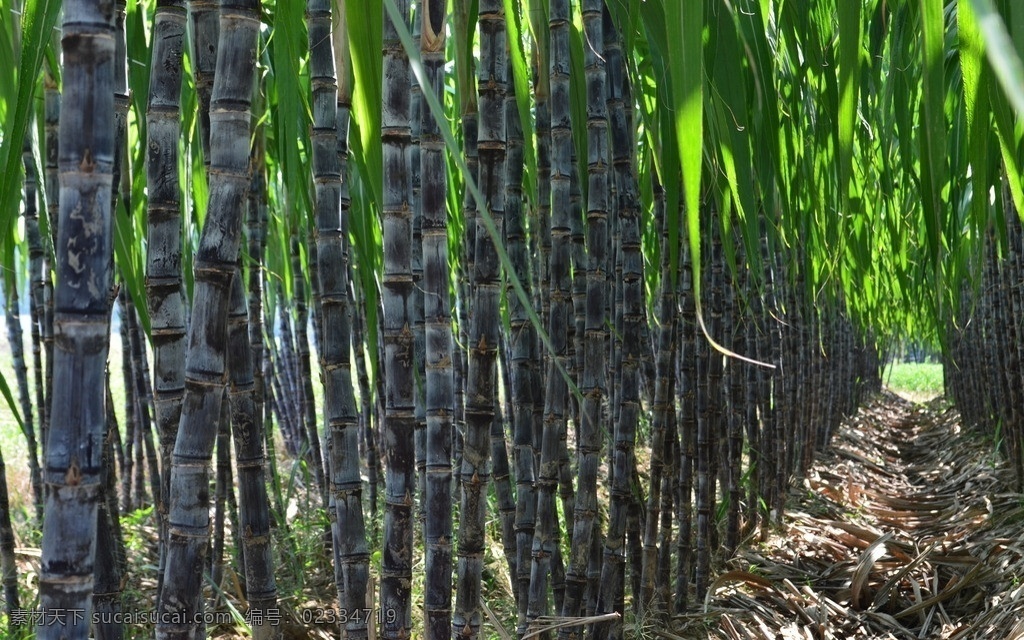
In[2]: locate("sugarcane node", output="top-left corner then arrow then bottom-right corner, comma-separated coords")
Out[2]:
65,458 -> 82,487
426,0 -> 446,42
79,148 -> 96,173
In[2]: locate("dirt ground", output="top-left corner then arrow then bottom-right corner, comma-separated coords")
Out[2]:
685,392 -> 1024,639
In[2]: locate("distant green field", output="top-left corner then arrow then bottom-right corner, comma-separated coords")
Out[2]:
884,361 -> 945,402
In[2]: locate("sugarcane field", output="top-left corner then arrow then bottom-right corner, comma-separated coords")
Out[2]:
3,0 -> 1024,638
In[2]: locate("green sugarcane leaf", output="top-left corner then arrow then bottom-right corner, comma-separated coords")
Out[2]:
970,0 -> 1024,119
1012,0 -> 1024,59
269,0 -> 313,246
735,0 -> 785,242
114,196 -> 151,334
43,29 -> 59,83
664,0 -> 702,317
838,0 -> 861,206
0,0 -> 61,253
345,154 -> 383,387
665,0 -> 767,366
0,5 -> 15,111
30,107 -> 48,242
973,0 -> 1024,219
961,0 -> 984,133
989,67 -> 1024,220
710,6 -> 756,278
454,0 -> 479,114
818,31 -> 842,257
659,104 -> 681,291
919,0 -> 946,291
0,369 -> 23,431
126,1 -> 153,147
346,0 -> 384,214
1,235 -> 14,310
636,0 -> 670,179
525,0 -> 548,53
504,0 -> 537,206
891,4 -> 920,184
959,0 -> 996,236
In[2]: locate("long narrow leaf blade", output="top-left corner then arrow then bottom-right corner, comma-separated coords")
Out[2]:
665,0 -> 703,311
970,0 -> 1024,118
0,0 -> 61,251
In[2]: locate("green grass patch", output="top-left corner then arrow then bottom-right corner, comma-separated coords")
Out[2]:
884,361 -> 945,402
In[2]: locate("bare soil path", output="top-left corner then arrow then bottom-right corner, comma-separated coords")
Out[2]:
689,391 -> 1024,639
